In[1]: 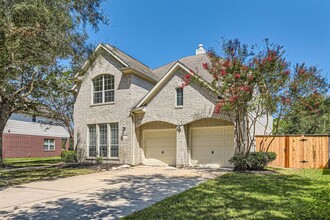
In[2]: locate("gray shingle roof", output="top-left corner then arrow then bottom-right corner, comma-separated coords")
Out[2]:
104,44 -> 212,83
152,54 -> 213,83
105,44 -> 159,82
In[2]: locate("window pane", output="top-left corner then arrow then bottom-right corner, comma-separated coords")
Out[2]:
176,88 -> 183,106
105,90 -> 114,102
89,146 -> 96,157
93,77 -> 103,92
110,123 -> 119,157
49,139 -> 55,144
89,125 -> 97,157
93,92 -> 103,104
99,124 -> 108,157
43,145 -> 48,150
100,146 -> 108,157
111,145 -> 118,158
104,75 -> 114,90
49,144 -> 55,151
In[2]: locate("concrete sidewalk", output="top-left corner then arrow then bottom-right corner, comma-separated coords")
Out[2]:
0,166 -> 227,219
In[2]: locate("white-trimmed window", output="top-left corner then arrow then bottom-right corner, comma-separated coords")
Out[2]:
44,139 -> 55,151
93,75 -> 114,104
99,124 -> 108,157
88,125 -> 97,157
176,88 -> 183,106
88,123 -> 119,158
110,123 -> 119,158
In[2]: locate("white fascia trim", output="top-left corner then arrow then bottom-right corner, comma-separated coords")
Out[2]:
135,62 -> 184,107
136,61 -> 218,108
103,44 -> 129,67
73,43 -> 129,78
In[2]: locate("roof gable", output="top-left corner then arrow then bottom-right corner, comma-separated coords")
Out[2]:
73,43 -> 159,82
135,61 -> 217,109
153,54 -> 212,83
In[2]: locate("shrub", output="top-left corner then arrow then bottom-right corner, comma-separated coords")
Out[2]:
229,152 -> 277,171
228,153 -> 248,171
61,150 -> 77,163
95,157 -> 103,164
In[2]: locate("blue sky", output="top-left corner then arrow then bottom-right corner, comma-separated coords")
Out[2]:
88,0 -> 330,78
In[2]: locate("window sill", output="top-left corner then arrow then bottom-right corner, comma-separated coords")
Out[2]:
44,150 -> 56,152
90,102 -> 115,107
175,106 -> 183,109
87,157 -> 119,160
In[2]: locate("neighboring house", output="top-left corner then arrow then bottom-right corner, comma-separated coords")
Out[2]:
2,113 -> 70,158
72,44 -> 272,167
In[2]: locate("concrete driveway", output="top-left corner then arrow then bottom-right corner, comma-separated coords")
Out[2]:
0,166 -> 227,220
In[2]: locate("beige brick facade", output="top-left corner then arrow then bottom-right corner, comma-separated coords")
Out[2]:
74,45 -> 270,167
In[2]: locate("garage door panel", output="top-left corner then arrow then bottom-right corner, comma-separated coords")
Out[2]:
192,129 -> 213,137
213,129 -> 224,136
191,127 -> 234,168
224,149 -> 234,156
145,130 -> 176,166
191,139 -> 213,146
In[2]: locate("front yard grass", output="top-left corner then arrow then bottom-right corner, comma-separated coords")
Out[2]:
125,168 -> 330,220
0,166 -> 96,188
3,156 -> 62,168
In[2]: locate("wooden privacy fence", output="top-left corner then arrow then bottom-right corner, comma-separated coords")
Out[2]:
256,135 -> 330,169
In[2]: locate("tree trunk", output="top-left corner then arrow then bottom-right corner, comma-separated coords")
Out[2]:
0,130 -> 3,163
0,105 -> 13,163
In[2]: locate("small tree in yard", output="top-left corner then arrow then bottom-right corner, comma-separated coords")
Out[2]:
0,0 -> 107,163
36,70 -> 75,143
184,39 -> 328,170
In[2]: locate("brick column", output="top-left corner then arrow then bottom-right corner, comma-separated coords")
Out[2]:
176,124 -> 189,167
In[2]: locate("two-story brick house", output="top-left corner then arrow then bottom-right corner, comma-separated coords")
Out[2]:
72,44 -> 271,167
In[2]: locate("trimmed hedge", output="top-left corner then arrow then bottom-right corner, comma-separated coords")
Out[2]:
61,150 -> 77,163
229,152 -> 277,171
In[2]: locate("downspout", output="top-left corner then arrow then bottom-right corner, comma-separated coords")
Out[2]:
130,112 -> 135,165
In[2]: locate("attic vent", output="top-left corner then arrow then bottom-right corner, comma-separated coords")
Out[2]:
195,44 -> 206,55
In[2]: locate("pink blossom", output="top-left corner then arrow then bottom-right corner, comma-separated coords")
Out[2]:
184,74 -> 191,80
202,63 -> 209,70
220,69 -> 227,76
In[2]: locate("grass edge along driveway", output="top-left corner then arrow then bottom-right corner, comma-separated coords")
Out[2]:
0,167 -> 96,188
2,156 -> 62,168
124,168 -> 330,220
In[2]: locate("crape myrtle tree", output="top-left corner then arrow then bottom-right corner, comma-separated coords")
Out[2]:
183,39 -> 328,156
0,0 -> 107,162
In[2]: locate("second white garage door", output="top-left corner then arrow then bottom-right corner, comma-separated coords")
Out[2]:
191,126 -> 234,168
144,129 -> 176,166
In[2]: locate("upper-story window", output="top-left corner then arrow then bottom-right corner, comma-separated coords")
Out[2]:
93,75 -> 114,104
176,88 -> 183,107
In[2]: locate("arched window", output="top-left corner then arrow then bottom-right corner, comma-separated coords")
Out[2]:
93,75 -> 114,104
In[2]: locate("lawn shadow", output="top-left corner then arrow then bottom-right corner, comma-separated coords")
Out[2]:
322,168 -> 330,175
126,171 -> 322,220
0,172 -> 203,219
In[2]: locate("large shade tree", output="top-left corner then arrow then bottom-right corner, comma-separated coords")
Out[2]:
184,39 -> 328,155
278,94 -> 330,134
0,0 -> 107,162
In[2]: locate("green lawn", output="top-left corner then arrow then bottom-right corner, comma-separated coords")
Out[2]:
125,169 -> 330,220
0,167 -> 96,188
3,156 -> 62,168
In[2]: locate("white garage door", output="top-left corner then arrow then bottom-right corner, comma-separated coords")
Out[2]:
144,129 -> 176,166
191,127 -> 234,168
